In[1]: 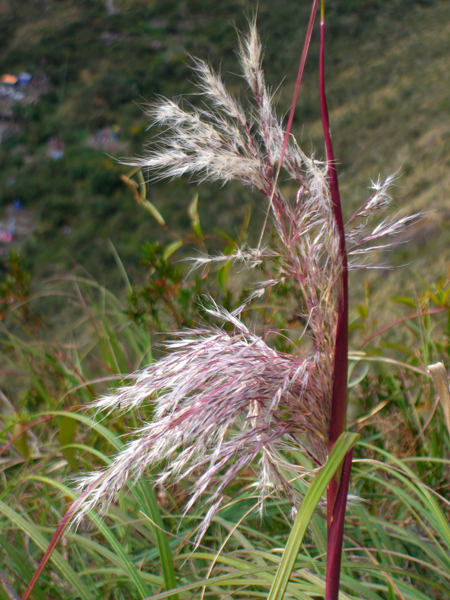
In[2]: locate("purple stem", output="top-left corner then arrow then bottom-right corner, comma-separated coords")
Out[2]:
278,0 -> 321,168
325,448 -> 353,600
318,2 -> 352,600
319,3 -> 348,454
258,0 -> 320,249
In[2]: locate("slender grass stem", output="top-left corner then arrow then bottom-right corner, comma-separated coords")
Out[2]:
257,0 -> 320,250
319,2 -> 351,598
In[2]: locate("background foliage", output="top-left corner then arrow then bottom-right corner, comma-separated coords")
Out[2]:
0,0 -> 448,289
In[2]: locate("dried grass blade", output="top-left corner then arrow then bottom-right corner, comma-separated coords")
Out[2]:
427,362 -> 450,435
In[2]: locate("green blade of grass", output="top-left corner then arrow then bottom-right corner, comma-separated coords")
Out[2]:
41,410 -> 123,450
0,500 -> 95,600
133,480 -> 179,600
27,476 -> 152,598
41,410 -> 179,598
0,536 -> 47,600
357,444 -> 450,555
268,432 -> 359,600
63,530 -> 163,586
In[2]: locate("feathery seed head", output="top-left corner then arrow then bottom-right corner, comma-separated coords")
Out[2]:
77,303 -> 330,537
77,21 -> 417,537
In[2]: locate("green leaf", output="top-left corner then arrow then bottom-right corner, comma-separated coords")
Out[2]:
383,342 -> 413,355
43,410 -> 122,451
44,411 -> 178,599
392,296 -> 416,308
12,421 -> 31,461
188,193 -> 203,239
28,476 -> 152,598
59,416 -> 78,471
140,199 -> 166,226
213,227 -> 235,244
267,432 -> 359,600
0,535 -> 47,600
132,481 -> 179,600
348,362 -> 369,388
217,260 -> 233,292
163,240 -> 183,260
357,304 -> 368,319
0,500 -> 95,600
238,206 -> 251,241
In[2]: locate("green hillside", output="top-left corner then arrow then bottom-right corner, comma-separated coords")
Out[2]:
0,0 -> 448,292
2,4 -> 450,598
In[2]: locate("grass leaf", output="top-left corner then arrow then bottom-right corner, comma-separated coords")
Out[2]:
268,432 -> 359,600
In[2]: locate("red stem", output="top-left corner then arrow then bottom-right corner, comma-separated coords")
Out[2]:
319,4 -> 348,455
360,306 -> 446,349
278,0 -> 321,168
324,448 -> 353,600
319,2 -> 351,599
258,0 -> 320,248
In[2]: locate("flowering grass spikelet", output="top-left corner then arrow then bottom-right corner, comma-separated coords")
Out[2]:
77,21 -> 419,537
78,302 -> 330,537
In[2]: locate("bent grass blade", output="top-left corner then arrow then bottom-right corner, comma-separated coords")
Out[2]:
19,410 -> 178,600
268,432 -> 359,600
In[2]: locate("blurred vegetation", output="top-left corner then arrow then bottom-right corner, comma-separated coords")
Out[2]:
0,0 -> 448,293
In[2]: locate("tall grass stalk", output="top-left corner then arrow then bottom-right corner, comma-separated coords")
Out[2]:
318,2 -> 349,597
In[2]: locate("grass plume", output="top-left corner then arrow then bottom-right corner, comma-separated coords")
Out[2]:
75,21 -> 418,546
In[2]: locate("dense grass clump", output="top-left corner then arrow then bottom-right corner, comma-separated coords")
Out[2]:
0,239 -> 450,599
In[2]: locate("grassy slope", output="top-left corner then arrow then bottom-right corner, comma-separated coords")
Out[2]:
0,0 -> 448,295
1,4 -> 450,597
